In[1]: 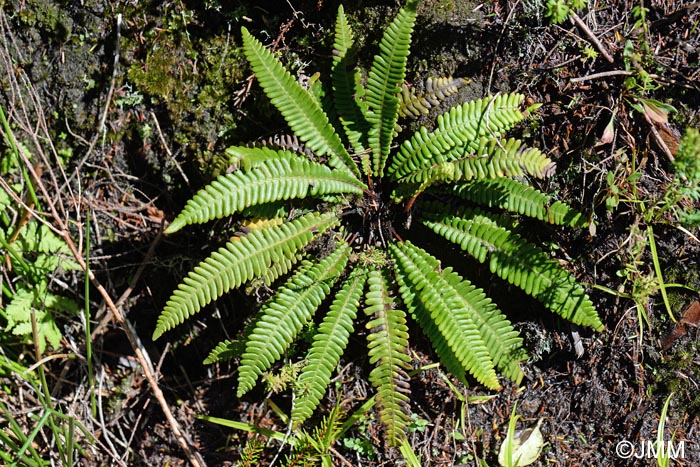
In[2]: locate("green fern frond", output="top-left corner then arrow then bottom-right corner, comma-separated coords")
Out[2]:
166,157 -> 364,234
418,200 -> 514,228
398,77 -> 467,118
420,207 -> 506,263
437,92 -> 526,142
390,241 -> 525,388
259,252 -> 304,287
452,178 -> 588,227
237,243 -> 351,397
364,268 -> 412,446
391,254 -> 469,385
241,27 -> 361,179
332,5 -> 353,65
203,339 -> 244,364
445,138 -> 554,178
365,0 -> 418,177
292,267 -> 367,425
225,146 -> 299,171
244,249 -> 304,295
391,242 -> 517,389
153,211 -> 339,339
388,93 -> 527,180
422,212 -> 603,330
396,137 -> 553,186
332,5 -> 369,155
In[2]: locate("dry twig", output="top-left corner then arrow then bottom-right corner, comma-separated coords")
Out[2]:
569,12 -> 615,63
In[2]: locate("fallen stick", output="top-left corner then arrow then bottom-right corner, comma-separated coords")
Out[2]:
570,70 -> 632,83
570,12 -> 615,63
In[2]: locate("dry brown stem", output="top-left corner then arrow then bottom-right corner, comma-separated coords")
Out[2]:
570,12 -> 615,63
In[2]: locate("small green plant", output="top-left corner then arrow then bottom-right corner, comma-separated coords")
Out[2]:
0,105 -> 94,467
154,0 -> 602,445
282,403 -> 346,467
236,437 -> 265,467
498,403 -> 544,467
342,435 -> 375,459
545,0 -> 585,23
408,413 -> 429,433
200,397 -> 375,467
1,121 -> 80,353
662,128 -> 700,226
599,126 -> 699,333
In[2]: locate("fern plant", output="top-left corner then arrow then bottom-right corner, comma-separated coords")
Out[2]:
153,0 -> 603,446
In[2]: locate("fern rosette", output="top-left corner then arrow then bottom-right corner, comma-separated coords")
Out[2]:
154,0 -> 602,446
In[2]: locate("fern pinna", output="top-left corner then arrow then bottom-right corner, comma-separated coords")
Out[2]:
153,0 -> 603,446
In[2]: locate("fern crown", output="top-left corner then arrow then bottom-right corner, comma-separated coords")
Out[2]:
154,0 -> 602,446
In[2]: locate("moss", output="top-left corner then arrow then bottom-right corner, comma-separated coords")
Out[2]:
11,0 -> 73,41
664,260 -> 700,316
653,337 -> 700,416
122,4 -> 251,178
650,258 -> 700,414
127,42 -> 193,109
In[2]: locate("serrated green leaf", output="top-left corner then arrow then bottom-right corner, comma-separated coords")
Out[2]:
166,156 -> 363,233
237,243 -> 351,396
365,0 -> 418,176
364,268 -> 412,446
241,27 -> 361,179
154,211 -> 339,339
293,267 -> 367,425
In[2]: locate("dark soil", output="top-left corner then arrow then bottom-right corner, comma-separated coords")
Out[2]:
1,0 -> 699,466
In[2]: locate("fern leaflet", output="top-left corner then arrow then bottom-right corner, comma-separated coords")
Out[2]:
365,0 -> 418,177
452,178 -> 588,227
397,137 -> 553,185
203,339 -> 244,364
398,77 -> 467,118
393,241 -> 526,384
166,157 -> 363,234
241,27 -> 361,179
224,146 -> 299,171
332,5 -> 369,156
292,267 -> 367,425
392,254 -> 468,385
365,268 -> 412,446
391,242 -> 497,388
388,93 -> 527,180
422,211 -> 603,330
237,243 -> 351,397
153,212 -> 339,339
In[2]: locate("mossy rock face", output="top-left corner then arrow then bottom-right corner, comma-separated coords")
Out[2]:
120,6 -> 245,178
2,0 -> 109,158
119,2 -> 329,180
12,0 -> 73,40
